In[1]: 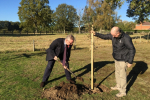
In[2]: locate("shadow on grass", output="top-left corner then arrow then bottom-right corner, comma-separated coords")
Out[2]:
47,61 -> 114,85
74,61 -> 114,77
0,51 -> 47,62
127,61 -> 148,93
12,51 -> 46,59
72,47 -> 88,51
0,33 -> 56,37
22,52 -> 46,58
97,70 -> 115,88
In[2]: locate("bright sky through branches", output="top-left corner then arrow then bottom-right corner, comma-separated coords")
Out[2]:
0,0 -> 134,22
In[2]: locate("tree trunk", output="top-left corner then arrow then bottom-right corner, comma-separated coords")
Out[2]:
99,28 -> 102,33
64,26 -> 65,34
78,16 -> 80,34
79,26 -> 80,34
35,22 -> 38,33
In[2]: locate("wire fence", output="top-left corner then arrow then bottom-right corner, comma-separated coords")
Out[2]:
0,30 -> 88,35
0,32 -> 149,53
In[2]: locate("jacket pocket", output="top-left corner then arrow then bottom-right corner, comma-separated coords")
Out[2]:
113,53 -> 122,60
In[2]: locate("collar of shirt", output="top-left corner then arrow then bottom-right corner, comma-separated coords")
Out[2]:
64,40 -> 66,48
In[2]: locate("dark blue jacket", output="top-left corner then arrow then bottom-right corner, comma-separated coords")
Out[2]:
46,38 -> 72,61
95,31 -> 136,64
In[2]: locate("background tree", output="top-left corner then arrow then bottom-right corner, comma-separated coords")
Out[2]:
0,21 -> 9,29
53,3 -> 77,34
82,5 -> 94,32
18,0 -> 52,33
86,0 -> 124,31
75,8 -> 84,34
127,0 -> 150,23
0,21 -> 22,31
116,20 -> 136,30
8,22 -> 14,32
113,11 -> 121,25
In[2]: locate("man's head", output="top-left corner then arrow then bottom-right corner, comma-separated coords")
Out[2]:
65,34 -> 75,46
111,27 -> 121,38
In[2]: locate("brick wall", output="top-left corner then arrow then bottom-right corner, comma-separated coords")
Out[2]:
135,23 -> 150,30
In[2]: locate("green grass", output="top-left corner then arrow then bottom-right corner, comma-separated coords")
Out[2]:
0,34 -> 150,100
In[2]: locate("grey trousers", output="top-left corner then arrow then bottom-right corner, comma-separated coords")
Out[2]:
115,60 -> 127,93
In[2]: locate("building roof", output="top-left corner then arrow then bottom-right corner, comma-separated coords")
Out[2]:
142,22 -> 150,25
137,22 -> 150,25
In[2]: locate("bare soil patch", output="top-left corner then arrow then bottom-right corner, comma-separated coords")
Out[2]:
42,81 -> 110,100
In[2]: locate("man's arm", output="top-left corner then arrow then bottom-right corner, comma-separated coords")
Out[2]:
91,31 -> 112,40
124,36 -> 136,66
49,39 -> 58,60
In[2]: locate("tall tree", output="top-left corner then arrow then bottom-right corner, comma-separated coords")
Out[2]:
127,0 -> 150,23
75,8 -> 84,34
82,5 -> 94,32
53,3 -> 77,34
86,0 -> 124,31
18,0 -> 52,33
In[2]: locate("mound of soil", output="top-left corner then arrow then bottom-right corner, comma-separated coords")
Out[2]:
42,82 -> 110,100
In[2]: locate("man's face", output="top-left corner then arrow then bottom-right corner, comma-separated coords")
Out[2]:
66,39 -> 74,46
111,30 -> 120,38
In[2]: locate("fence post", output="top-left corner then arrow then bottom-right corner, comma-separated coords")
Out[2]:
33,40 -> 35,52
74,33 -> 76,50
140,35 -> 141,43
148,33 -> 149,42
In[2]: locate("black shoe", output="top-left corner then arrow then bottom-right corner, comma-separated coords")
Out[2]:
67,79 -> 76,84
40,82 -> 45,88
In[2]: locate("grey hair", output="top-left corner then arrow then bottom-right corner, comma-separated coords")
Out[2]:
65,34 -> 75,41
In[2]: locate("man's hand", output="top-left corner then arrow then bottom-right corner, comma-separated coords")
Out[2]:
91,30 -> 96,35
54,56 -> 58,61
127,63 -> 132,68
64,66 -> 67,69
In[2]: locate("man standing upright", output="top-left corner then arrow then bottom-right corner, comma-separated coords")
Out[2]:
40,34 -> 75,88
91,27 -> 136,97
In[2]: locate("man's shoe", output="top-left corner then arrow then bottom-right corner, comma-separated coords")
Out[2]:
67,79 -> 76,84
111,86 -> 120,90
116,92 -> 126,97
40,82 -> 45,88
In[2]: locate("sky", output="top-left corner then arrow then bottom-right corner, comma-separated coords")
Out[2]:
0,0 -> 134,22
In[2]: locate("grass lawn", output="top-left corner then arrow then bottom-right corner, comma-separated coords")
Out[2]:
0,34 -> 150,100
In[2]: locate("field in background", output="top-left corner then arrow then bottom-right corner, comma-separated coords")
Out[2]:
0,34 -> 150,99
0,33 -> 149,52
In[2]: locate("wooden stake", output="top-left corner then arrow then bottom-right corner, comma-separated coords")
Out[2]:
33,40 -> 35,52
91,25 -> 94,90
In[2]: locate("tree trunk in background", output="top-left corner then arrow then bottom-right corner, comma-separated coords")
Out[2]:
79,26 -> 80,34
64,26 -> 65,34
99,28 -> 102,33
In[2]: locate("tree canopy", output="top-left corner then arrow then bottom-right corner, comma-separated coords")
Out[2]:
18,0 -> 52,32
0,21 -> 21,31
126,0 -> 150,23
2,0 -> 150,33
53,3 -> 77,33
84,0 -> 124,31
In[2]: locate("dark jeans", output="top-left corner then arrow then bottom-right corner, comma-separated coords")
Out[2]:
42,60 -> 71,82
